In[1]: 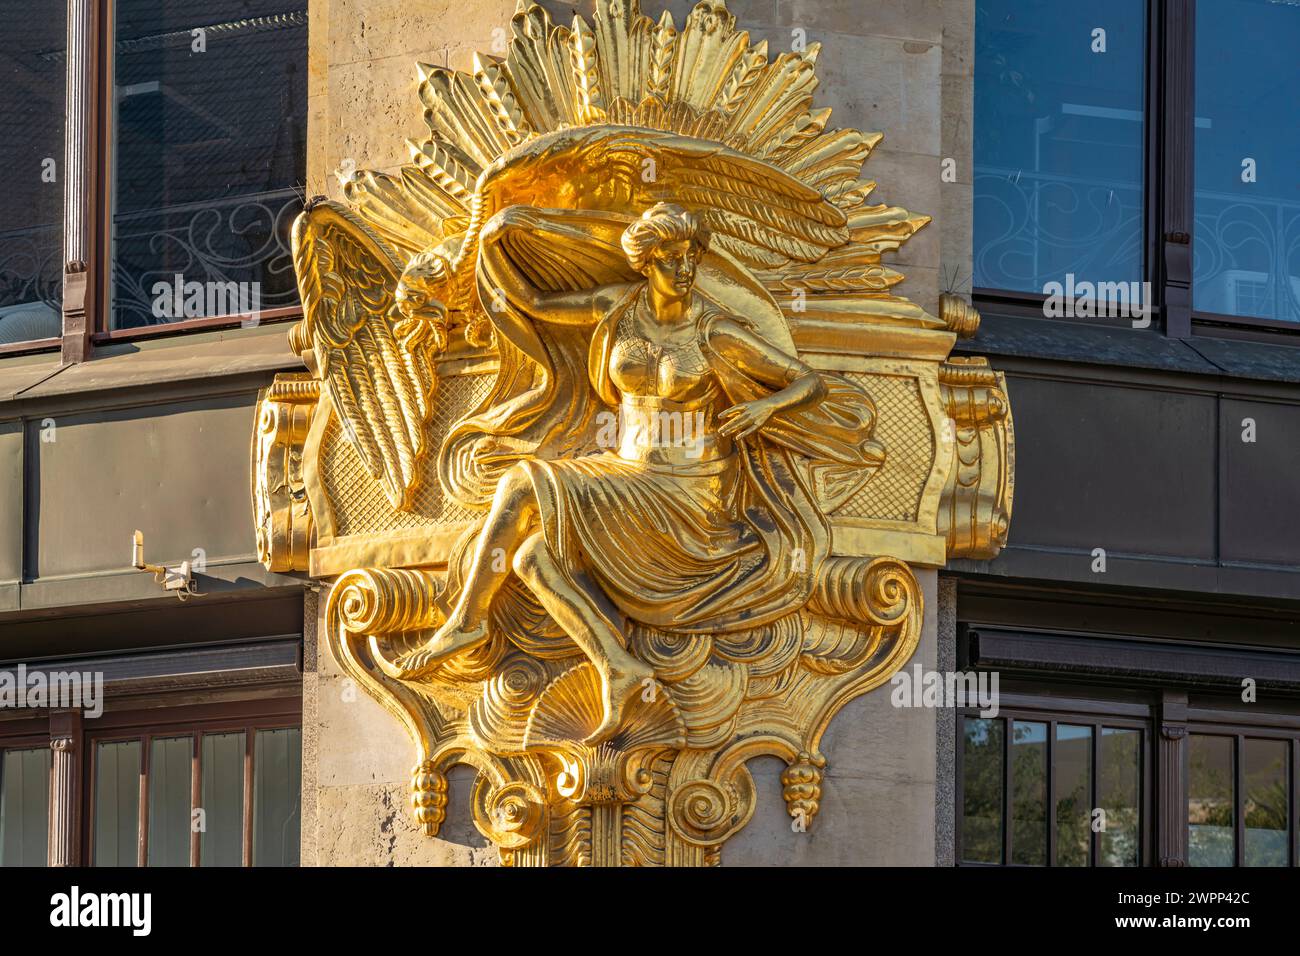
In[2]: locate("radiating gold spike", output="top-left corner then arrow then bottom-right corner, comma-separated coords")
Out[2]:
399,163 -> 471,221
848,206 -> 929,232
473,52 -> 532,146
848,213 -> 933,256
759,107 -> 831,160
503,4 -> 572,131
569,15 -> 606,123
418,66 -> 496,170
672,2 -> 747,109
451,67 -> 516,156
762,262 -> 905,294
828,178 -> 879,210
728,47 -> 820,151
407,139 -> 476,201
343,170 -> 446,256
593,0 -> 652,106
780,130 -> 873,195
647,11 -> 676,101
718,41 -> 766,115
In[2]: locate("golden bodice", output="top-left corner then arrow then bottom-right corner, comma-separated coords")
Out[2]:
607,296 -> 733,468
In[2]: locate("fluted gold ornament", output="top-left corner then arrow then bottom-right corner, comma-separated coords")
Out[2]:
252,0 -> 1014,865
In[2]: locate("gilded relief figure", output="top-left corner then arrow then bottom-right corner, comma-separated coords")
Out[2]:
256,0 -> 1012,864
381,202 -> 883,742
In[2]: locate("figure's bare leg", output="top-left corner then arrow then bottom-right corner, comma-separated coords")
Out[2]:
513,532 -> 654,744
390,464 -> 539,677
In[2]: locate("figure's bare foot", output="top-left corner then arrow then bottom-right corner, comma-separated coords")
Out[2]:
584,659 -> 655,746
388,617 -> 490,679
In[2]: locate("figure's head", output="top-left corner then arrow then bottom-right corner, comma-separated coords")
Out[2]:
621,203 -> 711,301
395,250 -> 453,324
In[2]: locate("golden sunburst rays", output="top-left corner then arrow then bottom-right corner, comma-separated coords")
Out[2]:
342,0 -> 932,319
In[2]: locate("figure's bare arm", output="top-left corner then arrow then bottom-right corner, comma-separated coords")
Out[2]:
479,209 -> 607,326
710,318 -> 827,439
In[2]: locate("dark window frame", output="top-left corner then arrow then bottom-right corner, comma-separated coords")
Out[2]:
956,702 -> 1154,867
0,718 -> 56,867
972,0 -> 1299,341
6,0 -> 308,361
82,696 -> 301,867
957,692 -> 1300,867
1184,719 -> 1299,868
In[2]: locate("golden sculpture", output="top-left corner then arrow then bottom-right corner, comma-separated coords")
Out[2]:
252,0 -> 1014,865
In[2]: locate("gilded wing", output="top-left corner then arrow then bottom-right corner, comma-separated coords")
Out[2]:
460,124 -> 850,278
292,200 -> 439,511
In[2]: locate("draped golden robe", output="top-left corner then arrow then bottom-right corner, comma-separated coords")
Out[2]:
437,208 -> 885,646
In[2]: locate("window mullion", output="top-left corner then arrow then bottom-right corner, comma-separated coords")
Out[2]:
1159,0 -> 1196,339
58,0 -> 99,363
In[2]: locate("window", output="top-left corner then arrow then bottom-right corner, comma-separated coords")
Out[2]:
975,0 -> 1300,330
1192,0 -> 1300,325
88,710 -> 301,867
0,1 -> 306,352
109,2 -> 307,331
1188,730 -> 1294,867
0,746 -> 52,866
960,707 -> 1149,866
0,3 -> 67,346
974,0 -> 1146,296
959,690 -> 1300,867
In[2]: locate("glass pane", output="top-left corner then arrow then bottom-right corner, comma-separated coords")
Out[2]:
0,748 -> 52,866
94,740 -> 141,867
1054,724 -> 1092,866
1188,734 -> 1235,867
110,2 -> 307,329
200,732 -> 245,867
1010,721 -> 1047,865
253,728 -> 301,866
1243,738 -> 1288,867
0,0 -> 66,343
974,0 -> 1145,296
961,717 -> 1004,863
1193,0 -> 1300,323
1098,727 -> 1140,867
147,736 -> 192,867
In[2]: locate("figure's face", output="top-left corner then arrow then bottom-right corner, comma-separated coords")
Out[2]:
646,238 -> 700,301
395,259 -> 450,323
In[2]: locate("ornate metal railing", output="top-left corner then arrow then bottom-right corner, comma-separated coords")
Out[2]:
111,186 -> 304,328
974,165 -> 1143,294
1193,188 -> 1300,324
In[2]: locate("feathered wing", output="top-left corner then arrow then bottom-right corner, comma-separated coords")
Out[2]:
293,200 -> 438,511
455,123 -> 851,287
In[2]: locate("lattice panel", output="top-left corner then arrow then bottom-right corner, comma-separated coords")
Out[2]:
835,373 -> 933,522
320,371 -> 494,536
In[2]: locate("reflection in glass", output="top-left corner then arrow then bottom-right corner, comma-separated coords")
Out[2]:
253,728 -> 301,866
1010,721 -> 1046,865
94,740 -> 142,867
200,732 -> 245,867
111,2 -> 307,329
1243,738 -> 1288,867
148,736 -> 192,866
0,2 -> 66,343
1099,728 -> 1140,867
1193,0 -> 1300,323
1188,735 -> 1235,867
974,0 -> 1145,296
0,748 -> 52,866
1054,724 -> 1092,866
962,718 -> 1004,863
